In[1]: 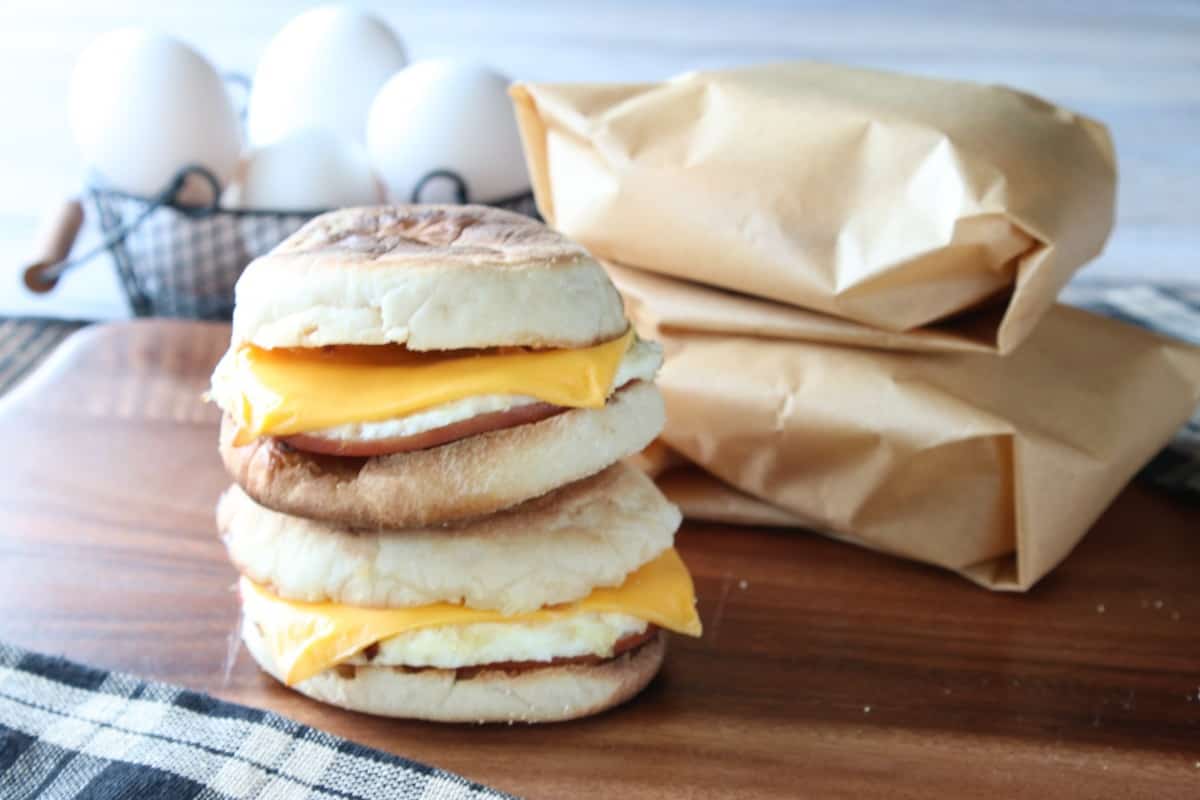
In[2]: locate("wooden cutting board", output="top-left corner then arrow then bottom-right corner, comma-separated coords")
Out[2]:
1,320 -> 1198,799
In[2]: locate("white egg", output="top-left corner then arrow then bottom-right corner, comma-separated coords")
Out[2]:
366,60 -> 530,204
223,129 -> 383,211
248,5 -> 407,147
68,28 -> 241,198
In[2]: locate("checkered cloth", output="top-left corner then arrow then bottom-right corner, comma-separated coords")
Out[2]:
0,642 -> 513,799
0,318 -> 86,398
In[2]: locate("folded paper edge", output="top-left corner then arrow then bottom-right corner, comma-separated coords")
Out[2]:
509,84 -> 557,226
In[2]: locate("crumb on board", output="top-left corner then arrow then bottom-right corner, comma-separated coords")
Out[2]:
738,579 -> 749,590
863,706 -> 871,713
1096,603 -> 1105,614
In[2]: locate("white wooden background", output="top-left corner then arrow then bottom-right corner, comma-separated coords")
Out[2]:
1,0 -> 1197,319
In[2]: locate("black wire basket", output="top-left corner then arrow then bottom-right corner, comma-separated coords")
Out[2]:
32,165 -> 539,320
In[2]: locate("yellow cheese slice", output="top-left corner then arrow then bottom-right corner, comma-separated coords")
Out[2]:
241,547 -> 702,685
226,328 -> 634,442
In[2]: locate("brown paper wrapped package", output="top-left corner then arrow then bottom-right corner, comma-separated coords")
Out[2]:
511,62 -> 1116,354
618,265 -> 1200,590
511,62 -> 1197,590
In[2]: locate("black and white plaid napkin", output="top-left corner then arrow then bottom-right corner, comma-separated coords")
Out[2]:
0,641 -> 513,800
0,318 -> 86,398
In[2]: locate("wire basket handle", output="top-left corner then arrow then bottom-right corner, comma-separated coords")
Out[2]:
410,170 -> 538,211
21,199 -> 85,293
22,165 -> 221,294
411,170 -> 470,204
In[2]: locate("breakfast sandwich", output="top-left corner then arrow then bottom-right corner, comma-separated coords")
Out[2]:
221,463 -> 700,722
209,205 -> 664,528
210,205 -> 702,722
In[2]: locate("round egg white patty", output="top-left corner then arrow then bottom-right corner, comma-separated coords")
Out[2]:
349,613 -> 650,669
242,603 -> 650,670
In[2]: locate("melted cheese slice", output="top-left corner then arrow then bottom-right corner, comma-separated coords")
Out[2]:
241,548 -> 702,685
224,328 -> 634,442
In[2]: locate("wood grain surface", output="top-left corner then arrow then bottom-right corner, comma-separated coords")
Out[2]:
0,320 -> 1198,799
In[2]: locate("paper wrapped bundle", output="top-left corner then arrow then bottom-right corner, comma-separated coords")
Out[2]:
512,63 -> 1200,590
615,265 -> 1200,590
511,62 -> 1116,354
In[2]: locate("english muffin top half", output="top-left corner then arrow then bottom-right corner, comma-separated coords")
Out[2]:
231,204 -> 627,351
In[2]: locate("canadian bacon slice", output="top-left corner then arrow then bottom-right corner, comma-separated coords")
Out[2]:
281,401 -> 565,457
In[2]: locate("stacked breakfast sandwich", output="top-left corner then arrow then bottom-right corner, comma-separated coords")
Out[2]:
208,205 -> 701,723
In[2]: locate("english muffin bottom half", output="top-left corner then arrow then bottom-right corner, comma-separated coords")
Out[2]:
208,204 -> 666,527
